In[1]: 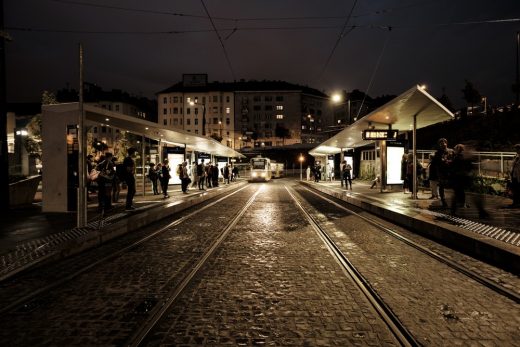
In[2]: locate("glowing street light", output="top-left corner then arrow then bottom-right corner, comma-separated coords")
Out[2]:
298,154 -> 304,181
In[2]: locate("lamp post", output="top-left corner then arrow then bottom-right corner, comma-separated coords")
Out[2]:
299,154 -> 304,181
331,92 -> 350,126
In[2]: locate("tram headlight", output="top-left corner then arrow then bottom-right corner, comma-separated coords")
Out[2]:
252,172 -> 257,177
261,172 -> 265,177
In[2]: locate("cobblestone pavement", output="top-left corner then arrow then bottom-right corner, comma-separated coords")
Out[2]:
1,180 -> 518,346
293,185 -> 520,346
0,185 -> 261,346
146,181 -> 399,346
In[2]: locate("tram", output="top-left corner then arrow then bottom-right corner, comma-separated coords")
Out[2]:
250,157 -> 272,182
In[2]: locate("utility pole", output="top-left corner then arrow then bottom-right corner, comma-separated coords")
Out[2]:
515,31 -> 520,107
77,44 -> 86,227
0,0 -> 10,210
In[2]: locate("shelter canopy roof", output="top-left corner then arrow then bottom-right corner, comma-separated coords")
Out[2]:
309,85 -> 454,156
43,103 -> 244,158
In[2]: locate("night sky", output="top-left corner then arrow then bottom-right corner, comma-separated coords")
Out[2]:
4,0 -> 520,108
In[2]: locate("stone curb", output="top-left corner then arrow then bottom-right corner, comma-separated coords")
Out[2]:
301,181 -> 520,275
0,182 -> 248,282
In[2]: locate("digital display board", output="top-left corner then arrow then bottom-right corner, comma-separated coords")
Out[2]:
362,129 -> 398,140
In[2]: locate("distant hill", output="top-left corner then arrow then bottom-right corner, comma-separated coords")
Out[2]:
416,109 -> 520,152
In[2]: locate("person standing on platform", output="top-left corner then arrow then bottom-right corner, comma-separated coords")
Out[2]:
180,161 -> 190,194
343,162 -> 352,190
191,161 -> 198,189
197,160 -> 205,190
509,143 -> 520,208
95,152 -> 115,212
148,163 -> 159,195
306,165 -> 311,181
450,144 -> 472,214
123,147 -> 137,210
111,156 -> 121,203
401,153 -> 408,193
160,160 -> 170,198
428,153 -> 440,199
433,138 -> 454,208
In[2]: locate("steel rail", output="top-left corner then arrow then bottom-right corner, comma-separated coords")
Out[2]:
127,185 -> 264,347
300,184 -> 520,304
286,185 -> 418,347
0,184 -> 251,315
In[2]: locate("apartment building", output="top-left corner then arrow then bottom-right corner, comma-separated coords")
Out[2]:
157,75 -> 333,149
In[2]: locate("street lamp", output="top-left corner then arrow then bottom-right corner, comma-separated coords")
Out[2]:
298,154 -> 304,181
189,98 -> 206,136
332,92 -> 351,125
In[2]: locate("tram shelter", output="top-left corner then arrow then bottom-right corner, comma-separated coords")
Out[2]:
41,102 -> 244,213
309,85 -> 454,196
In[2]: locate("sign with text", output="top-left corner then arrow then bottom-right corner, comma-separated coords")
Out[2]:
362,129 -> 398,141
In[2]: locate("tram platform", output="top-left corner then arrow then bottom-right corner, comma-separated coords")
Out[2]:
303,179 -> 520,275
0,180 -> 247,281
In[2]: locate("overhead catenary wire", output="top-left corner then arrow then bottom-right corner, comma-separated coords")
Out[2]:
316,0 -> 359,83
6,16 -> 519,36
200,0 -> 236,81
46,0 -> 436,23
355,28 -> 392,121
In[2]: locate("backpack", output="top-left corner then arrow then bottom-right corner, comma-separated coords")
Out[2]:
197,163 -> 204,176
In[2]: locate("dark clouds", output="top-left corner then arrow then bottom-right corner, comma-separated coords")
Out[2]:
5,0 -> 520,108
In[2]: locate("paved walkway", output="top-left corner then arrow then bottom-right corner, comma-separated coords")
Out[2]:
312,178 -> 520,235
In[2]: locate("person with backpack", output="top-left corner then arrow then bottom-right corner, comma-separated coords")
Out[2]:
95,152 -> 115,212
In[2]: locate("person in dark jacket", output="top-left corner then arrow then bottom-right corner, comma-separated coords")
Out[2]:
160,160 -> 170,198
148,163 -> 159,195
95,152 -> 115,211
433,138 -> 454,207
428,153 -> 440,199
450,144 -> 472,214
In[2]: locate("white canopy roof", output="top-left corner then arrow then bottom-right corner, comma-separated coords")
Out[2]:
44,103 -> 245,158
309,85 -> 454,156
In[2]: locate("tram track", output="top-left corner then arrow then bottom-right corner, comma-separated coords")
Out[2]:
127,185 -> 264,346
286,185 -> 419,347
0,184 -> 253,315
297,184 -> 520,304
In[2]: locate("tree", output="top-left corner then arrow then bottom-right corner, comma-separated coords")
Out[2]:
437,87 -> 454,111
461,80 -> 481,116
41,90 -> 57,105
22,115 -> 42,161
275,124 -> 290,145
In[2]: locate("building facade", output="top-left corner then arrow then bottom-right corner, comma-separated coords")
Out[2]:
157,75 -> 333,149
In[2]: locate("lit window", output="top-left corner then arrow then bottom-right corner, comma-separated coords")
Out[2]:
226,107 -> 230,114
276,105 -> 283,110
276,114 -> 284,119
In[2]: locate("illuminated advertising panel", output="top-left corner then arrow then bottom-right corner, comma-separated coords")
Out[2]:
386,144 -> 405,185
164,146 -> 185,185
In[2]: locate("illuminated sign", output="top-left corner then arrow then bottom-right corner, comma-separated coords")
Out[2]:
362,129 -> 398,140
